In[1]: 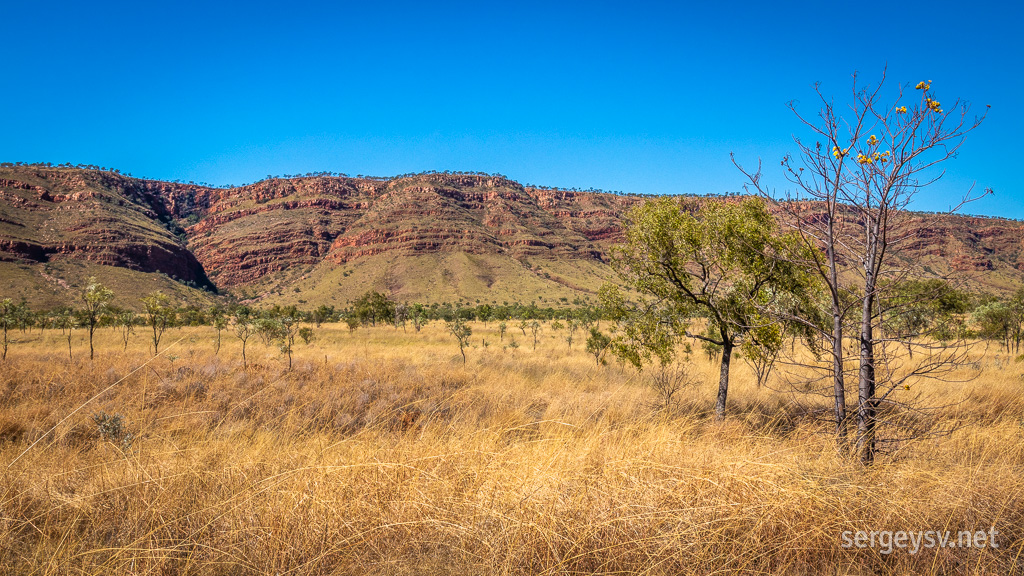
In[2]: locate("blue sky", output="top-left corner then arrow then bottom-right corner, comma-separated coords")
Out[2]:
3,1 -> 1021,217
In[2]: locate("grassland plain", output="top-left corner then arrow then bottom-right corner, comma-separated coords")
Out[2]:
1,322 -> 1023,575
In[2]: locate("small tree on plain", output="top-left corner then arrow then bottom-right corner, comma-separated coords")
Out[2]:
446,317 -> 472,364
0,299 -> 31,362
81,277 -> 114,360
254,318 -> 284,347
353,291 -> 395,327
529,320 -> 542,350
115,310 -> 136,352
232,311 -> 255,369
141,292 -> 175,355
605,197 -> 817,419
51,308 -> 76,361
278,316 -> 299,370
565,319 -> 580,350
585,327 -> 611,367
344,314 -> 360,332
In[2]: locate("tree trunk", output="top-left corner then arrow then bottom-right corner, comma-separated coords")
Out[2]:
857,289 -> 877,465
824,207 -> 848,453
89,325 -> 95,360
715,340 -> 733,420
832,310 -> 848,450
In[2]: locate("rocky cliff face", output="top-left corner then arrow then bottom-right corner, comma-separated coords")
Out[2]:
182,173 -> 640,288
1,165 -> 1022,304
0,167 -> 214,288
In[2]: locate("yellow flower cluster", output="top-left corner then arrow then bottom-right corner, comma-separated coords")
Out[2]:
867,135 -> 879,146
915,80 -> 931,90
896,106 -> 907,114
856,150 -> 891,165
832,145 -> 850,159
925,97 -> 942,113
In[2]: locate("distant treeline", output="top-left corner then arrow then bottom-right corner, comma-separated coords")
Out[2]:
5,281 -> 1024,358
1,161 -> 1016,220
0,163 -> 681,202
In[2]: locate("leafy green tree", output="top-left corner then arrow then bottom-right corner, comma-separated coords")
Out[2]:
232,309 -> 254,369
353,291 -> 395,327
210,307 -> 228,355
311,304 -> 335,328
411,304 -> 427,332
565,319 -> 580,349
529,320 -> 542,350
585,327 -> 612,367
277,315 -> 300,369
81,277 -> 114,360
141,291 -> 175,354
115,310 -> 136,352
446,317 -> 472,364
606,197 -> 817,420
599,283 -> 682,370
477,304 -> 493,325
0,299 -> 31,361
254,318 -> 284,347
343,314 -> 360,331
974,301 -> 1014,350
51,308 -> 76,360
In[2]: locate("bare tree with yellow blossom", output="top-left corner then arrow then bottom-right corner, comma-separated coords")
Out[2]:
734,70 -> 989,464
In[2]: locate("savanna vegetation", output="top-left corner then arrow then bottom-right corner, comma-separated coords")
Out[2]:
1,75 -> 1018,574
1,270 -> 1023,574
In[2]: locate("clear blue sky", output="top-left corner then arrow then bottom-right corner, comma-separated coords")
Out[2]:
3,0 -> 1021,217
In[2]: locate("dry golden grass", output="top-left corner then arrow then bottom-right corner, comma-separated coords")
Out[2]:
1,323 -> 1023,575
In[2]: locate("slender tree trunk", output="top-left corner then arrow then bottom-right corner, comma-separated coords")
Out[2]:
88,324 -> 95,360
857,281 -> 878,465
715,340 -> 733,420
832,310 -> 847,449
825,206 -> 848,452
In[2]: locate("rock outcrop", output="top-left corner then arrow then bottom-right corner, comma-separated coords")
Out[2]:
0,167 -> 214,288
1,165 -> 1022,303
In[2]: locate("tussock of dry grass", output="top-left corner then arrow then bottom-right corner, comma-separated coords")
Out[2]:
1,324 -> 1023,574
